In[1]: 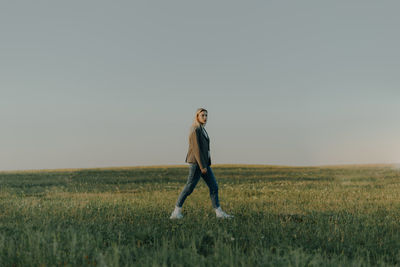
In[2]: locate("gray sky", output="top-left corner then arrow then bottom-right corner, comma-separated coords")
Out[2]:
1,1 -> 399,171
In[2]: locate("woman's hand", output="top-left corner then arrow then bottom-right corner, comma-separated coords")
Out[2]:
201,168 -> 207,174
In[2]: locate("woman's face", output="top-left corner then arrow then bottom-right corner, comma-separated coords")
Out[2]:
198,111 -> 208,125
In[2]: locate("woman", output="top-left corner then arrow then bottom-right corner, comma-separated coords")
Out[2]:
170,108 -> 233,219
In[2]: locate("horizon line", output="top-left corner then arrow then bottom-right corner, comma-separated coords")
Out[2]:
1,162 -> 399,174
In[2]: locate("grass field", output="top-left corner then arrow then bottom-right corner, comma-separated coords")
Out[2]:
1,164 -> 400,266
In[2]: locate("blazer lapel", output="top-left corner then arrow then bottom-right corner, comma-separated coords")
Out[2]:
202,126 -> 209,140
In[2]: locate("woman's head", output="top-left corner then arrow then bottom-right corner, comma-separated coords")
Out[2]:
196,108 -> 208,125
190,108 -> 208,131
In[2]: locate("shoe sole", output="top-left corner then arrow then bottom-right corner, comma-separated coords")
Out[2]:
170,215 -> 183,219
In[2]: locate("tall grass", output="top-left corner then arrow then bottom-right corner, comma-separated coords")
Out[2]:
1,164 -> 400,266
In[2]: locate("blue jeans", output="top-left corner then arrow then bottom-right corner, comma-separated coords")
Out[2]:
176,164 -> 220,209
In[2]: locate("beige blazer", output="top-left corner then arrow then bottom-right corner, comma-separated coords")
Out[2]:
185,125 -> 211,169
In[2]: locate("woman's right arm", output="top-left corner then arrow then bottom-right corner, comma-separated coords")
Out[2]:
191,128 -> 207,173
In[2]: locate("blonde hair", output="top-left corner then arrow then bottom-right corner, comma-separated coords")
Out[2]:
190,108 -> 208,133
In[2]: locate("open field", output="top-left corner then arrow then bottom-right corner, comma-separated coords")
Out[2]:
1,164 -> 400,266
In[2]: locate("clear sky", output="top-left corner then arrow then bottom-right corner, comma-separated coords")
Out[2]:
1,1 -> 399,171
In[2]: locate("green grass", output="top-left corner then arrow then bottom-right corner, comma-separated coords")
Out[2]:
1,164 -> 400,266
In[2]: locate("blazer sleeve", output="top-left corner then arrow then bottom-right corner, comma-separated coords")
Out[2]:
191,128 -> 207,170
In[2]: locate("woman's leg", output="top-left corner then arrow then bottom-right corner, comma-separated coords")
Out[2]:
175,163 -> 201,207
201,166 -> 220,209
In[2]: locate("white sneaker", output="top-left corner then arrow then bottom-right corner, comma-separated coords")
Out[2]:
215,207 -> 234,219
170,206 -> 183,219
